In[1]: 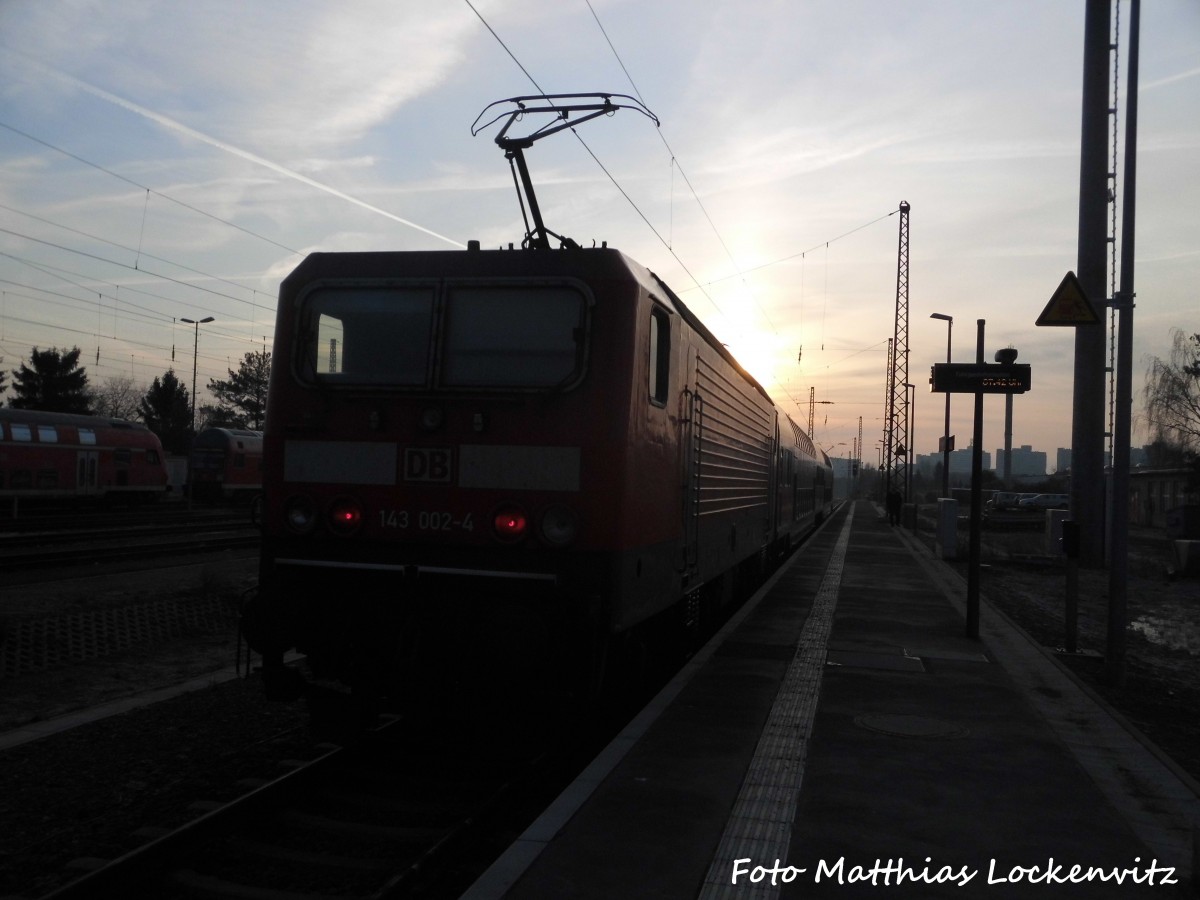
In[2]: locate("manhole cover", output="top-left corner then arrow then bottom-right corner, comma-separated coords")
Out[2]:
854,714 -> 969,739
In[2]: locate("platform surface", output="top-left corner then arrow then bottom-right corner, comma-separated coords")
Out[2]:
466,500 -> 1198,898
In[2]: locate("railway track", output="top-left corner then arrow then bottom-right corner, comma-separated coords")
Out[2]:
0,506 -> 246,535
0,517 -> 259,571
39,713 -> 558,899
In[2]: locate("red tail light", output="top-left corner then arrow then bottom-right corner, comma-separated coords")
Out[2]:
492,507 -> 528,541
329,498 -> 363,535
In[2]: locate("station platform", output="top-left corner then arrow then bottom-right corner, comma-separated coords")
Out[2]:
465,499 -> 1199,898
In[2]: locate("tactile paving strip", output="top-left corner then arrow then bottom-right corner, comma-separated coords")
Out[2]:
0,596 -> 235,679
699,505 -> 856,898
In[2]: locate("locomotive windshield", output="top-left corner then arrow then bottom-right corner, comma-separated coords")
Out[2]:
306,286 -> 435,385
298,281 -> 588,390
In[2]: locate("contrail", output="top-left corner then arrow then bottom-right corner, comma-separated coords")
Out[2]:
1144,65 -> 1200,91
23,54 -> 465,249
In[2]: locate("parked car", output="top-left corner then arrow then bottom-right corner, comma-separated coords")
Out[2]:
986,491 -> 1035,511
1018,493 -> 1069,510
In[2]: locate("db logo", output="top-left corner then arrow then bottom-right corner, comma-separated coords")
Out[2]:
403,447 -> 452,483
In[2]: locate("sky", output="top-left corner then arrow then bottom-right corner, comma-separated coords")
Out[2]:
0,0 -> 1197,472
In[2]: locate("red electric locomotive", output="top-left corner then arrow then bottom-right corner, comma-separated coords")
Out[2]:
0,408 -> 168,507
246,244 -> 832,710
188,427 -> 263,503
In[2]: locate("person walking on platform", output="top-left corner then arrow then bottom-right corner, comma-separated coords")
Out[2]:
886,488 -> 902,526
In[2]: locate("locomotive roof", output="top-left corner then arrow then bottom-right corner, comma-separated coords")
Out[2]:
282,245 -> 773,405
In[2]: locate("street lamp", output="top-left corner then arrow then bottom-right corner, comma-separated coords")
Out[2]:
930,313 -> 953,498
180,316 -> 214,436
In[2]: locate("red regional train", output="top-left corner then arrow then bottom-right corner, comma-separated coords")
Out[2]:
0,408 -> 168,506
245,245 -> 832,711
188,427 -> 264,503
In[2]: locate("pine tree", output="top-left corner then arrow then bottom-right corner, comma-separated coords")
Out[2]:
204,350 -> 270,430
9,347 -> 92,413
140,369 -> 192,454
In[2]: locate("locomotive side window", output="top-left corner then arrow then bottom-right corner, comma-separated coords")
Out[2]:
648,306 -> 670,405
301,286 -> 435,385
37,426 -> 58,443
11,424 -> 32,442
441,286 -> 585,388
79,428 -> 97,445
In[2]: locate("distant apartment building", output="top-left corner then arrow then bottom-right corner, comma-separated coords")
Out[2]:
914,447 -> 992,482
1057,448 -> 1071,474
948,447 -> 991,478
995,444 -> 1047,482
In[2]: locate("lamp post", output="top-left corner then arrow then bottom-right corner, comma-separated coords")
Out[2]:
180,316 -> 214,436
930,313 -> 953,498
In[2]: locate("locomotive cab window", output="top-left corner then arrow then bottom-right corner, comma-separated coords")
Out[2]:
297,281 -> 587,391
301,285 -> 435,385
441,286 -> 586,388
648,306 -> 670,405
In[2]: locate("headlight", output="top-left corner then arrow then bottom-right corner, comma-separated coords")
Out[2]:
284,496 -> 317,534
540,505 -> 578,547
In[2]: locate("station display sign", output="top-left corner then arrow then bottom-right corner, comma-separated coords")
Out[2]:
929,363 -> 1031,394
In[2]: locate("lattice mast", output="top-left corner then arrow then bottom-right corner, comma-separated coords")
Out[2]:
884,201 -> 911,501
882,338 -> 893,475
857,415 -> 863,484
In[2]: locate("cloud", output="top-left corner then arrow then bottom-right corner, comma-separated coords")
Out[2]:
7,51 -> 464,248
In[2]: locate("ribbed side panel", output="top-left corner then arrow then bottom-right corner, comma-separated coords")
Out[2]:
694,356 -> 773,518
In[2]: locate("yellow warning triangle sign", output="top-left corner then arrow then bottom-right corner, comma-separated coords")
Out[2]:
1036,271 -> 1101,326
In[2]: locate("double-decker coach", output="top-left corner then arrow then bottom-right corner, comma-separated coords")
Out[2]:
246,244 -> 831,709
0,409 -> 168,505
189,427 -> 263,503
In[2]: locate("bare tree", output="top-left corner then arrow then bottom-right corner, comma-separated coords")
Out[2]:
1142,328 -> 1200,454
90,375 -> 145,420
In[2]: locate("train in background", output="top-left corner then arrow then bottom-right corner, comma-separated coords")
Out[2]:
244,244 -> 833,713
188,427 -> 264,504
0,408 -> 168,506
